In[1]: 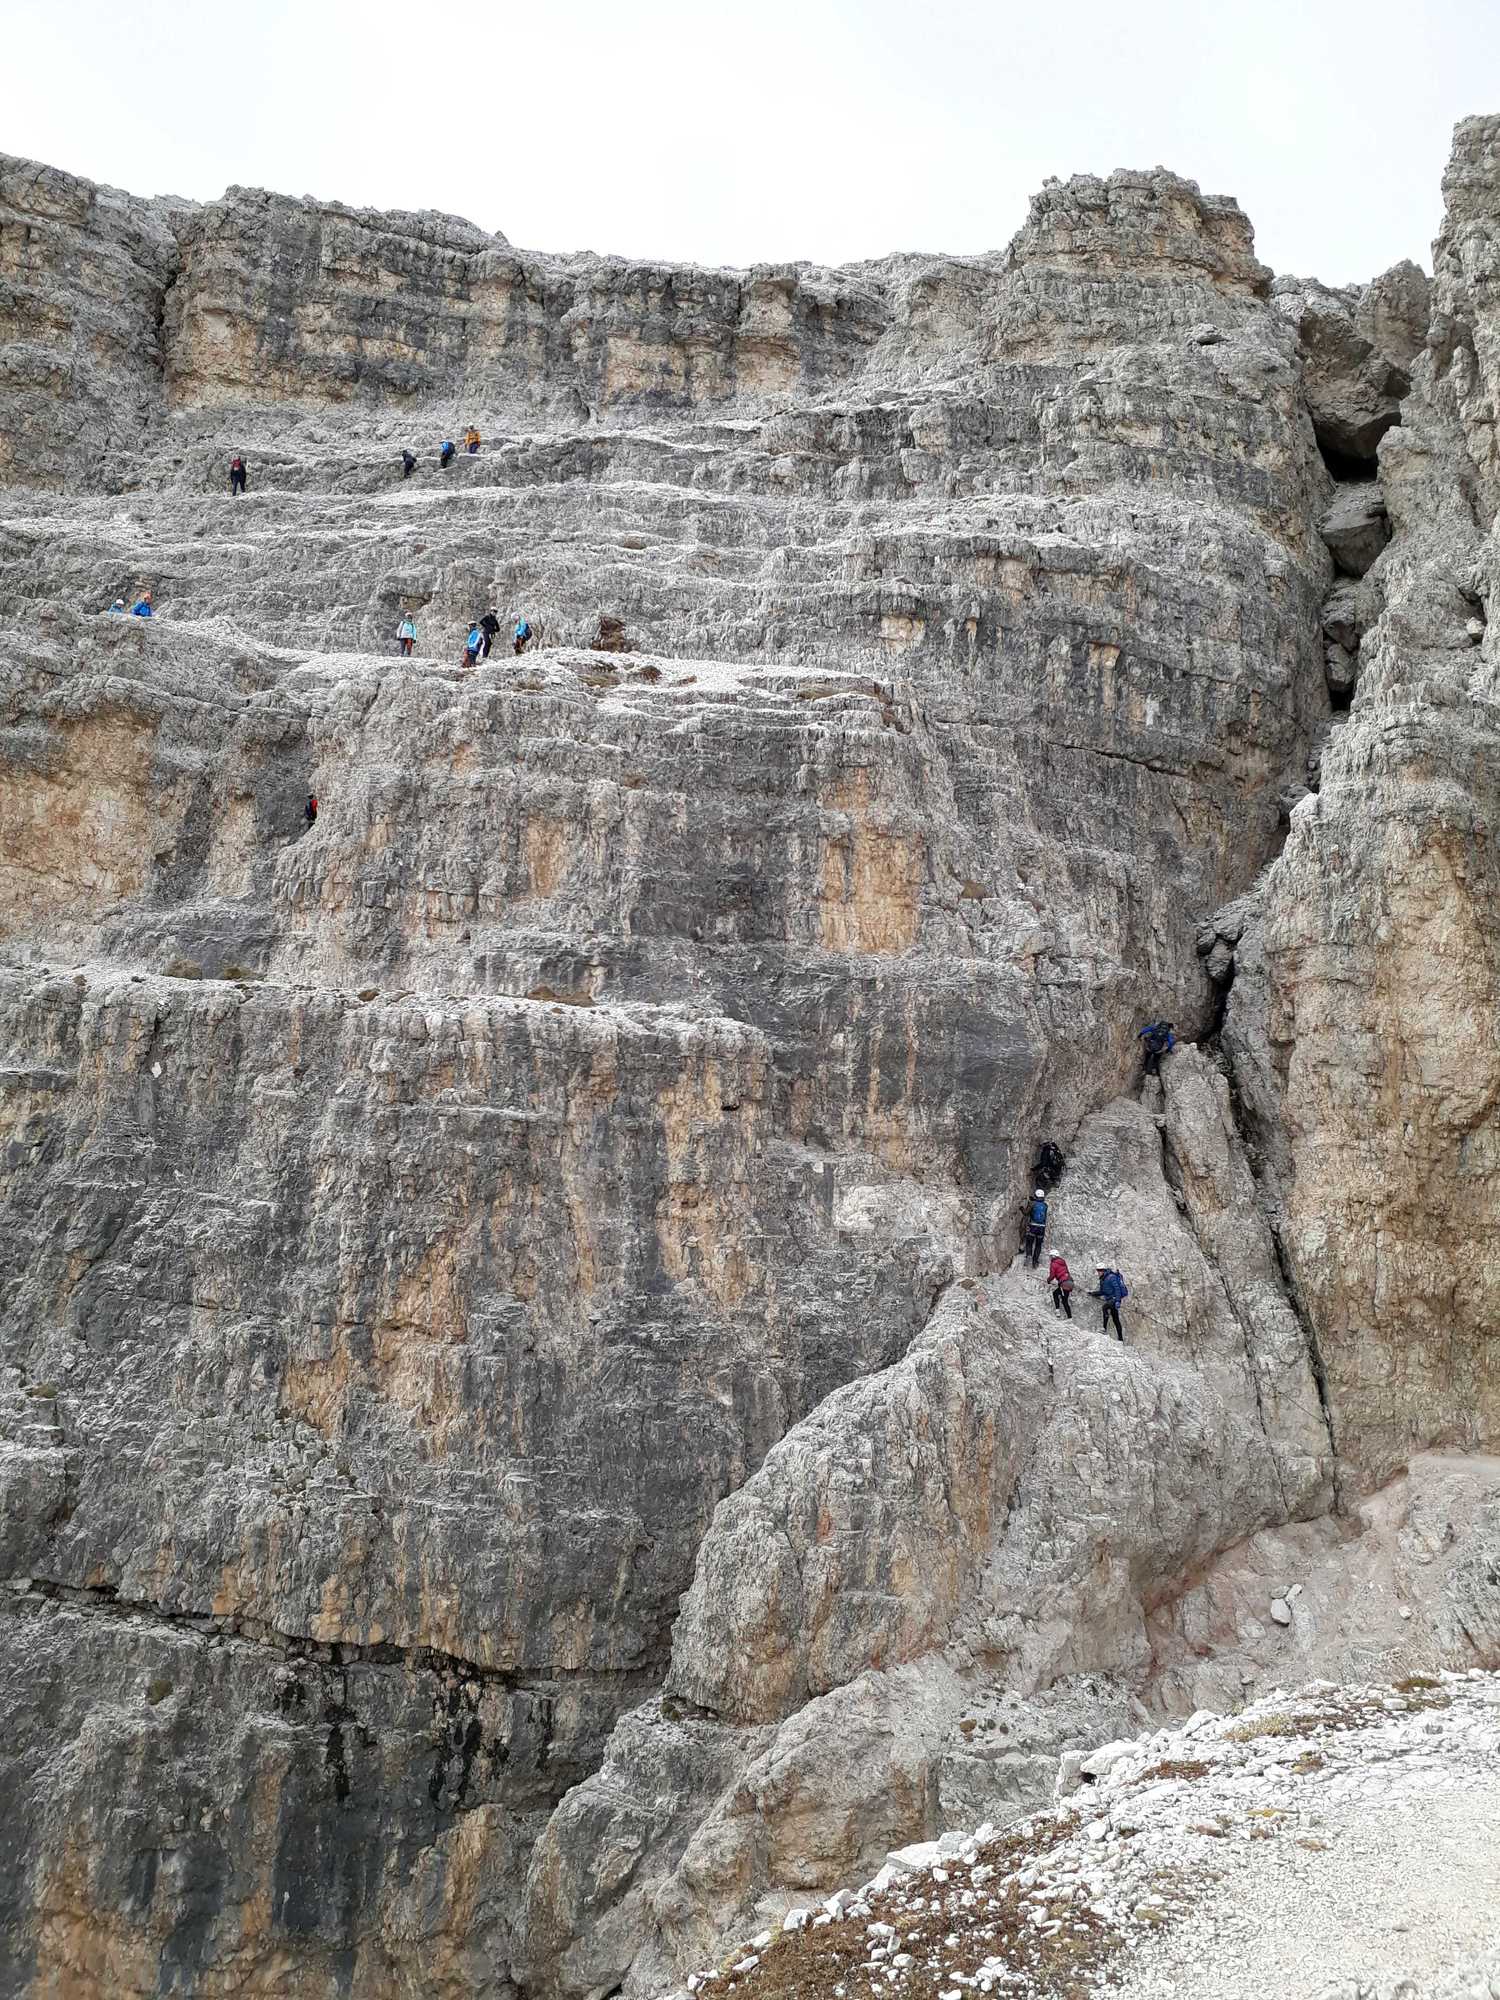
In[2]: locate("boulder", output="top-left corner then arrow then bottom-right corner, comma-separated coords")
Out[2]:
1321,483 -> 1391,575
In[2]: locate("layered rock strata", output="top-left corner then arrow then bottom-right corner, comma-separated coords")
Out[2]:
1,122 -> 1498,2000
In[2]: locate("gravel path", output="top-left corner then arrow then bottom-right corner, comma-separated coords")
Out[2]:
1106,1777 -> 1500,1999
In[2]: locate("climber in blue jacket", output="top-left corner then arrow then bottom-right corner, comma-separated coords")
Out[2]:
1139,1020 -> 1175,1077
1090,1266 -> 1128,1341
131,593 -> 153,618
1022,1189 -> 1048,1268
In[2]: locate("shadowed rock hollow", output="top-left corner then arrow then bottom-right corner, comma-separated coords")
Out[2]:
1,124 -> 1498,1999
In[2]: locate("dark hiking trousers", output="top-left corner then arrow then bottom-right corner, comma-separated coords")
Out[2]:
1101,1300 -> 1123,1340
1052,1285 -> 1072,1319
1025,1226 -> 1044,1268
230,470 -> 246,495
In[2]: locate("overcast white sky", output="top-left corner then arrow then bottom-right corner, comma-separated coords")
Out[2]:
8,0 -> 1497,282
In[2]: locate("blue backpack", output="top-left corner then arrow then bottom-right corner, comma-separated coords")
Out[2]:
1029,1199 -> 1048,1228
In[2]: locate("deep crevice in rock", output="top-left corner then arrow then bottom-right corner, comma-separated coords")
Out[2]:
1316,434 -> 1382,483
1268,1217 -> 1341,1487
1209,995 -> 1344,1508
11,1577 -> 665,1693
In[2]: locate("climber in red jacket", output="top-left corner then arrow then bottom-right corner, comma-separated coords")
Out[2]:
1047,1254 -> 1074,1320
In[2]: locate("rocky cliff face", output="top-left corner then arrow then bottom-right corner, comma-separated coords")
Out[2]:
2,121 -> 1498,2000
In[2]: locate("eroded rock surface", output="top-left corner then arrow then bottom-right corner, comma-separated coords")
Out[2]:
1,124 -> 1498,2000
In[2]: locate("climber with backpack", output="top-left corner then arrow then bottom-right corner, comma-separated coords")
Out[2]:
229,455 -> 247,496
395,613 -> 417,657
1090,1265 -> 1128,1341
1022,1189 -> 1049,1268
462,622 -> 483,670
464,426 -> 482,455
303,793 -> 318,827
401,450 -> 417,479
478,610 -> 501,660
513,617 -> 533,656
1047,1253 -> 1075,1319
440,439 -> 457,469
1139,1020 -> 1176,1078
1033,1139 -> 1064,1189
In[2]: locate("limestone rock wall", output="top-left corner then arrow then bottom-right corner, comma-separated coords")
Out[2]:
165,188 -> 897,418
0,157 -> 182,490
1254,112 -> 1500,1489
2,126 -> 1498,2000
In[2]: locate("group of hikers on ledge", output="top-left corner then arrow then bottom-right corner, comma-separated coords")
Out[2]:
224,431 -> 487,497
109,451 -> 539,668
429,428 -> 483,470
1019,1022 -> 1176,1342
396,608 -> 535,668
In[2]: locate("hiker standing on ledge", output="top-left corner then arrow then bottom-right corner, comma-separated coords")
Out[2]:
440,439 -> 456,468
1023,1189 -> 1048,1269
513,617 -> 533,656
396,613 -> 417,657
401,449 -> 417,479
229,455 -> 247,496
479,610 -> 500,660
464,426 -> 482,454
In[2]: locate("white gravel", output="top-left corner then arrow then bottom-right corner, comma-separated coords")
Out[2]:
682,1670 -> 1500,2000
1104,1771 -> 1500,1999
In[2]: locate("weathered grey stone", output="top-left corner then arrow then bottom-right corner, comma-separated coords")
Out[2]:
1272,263 -> 1426,465
1321,578 -> 1372,651
1259,113 -> 1500,1492
1322,483 -> 1391,575
0,122 -> 1497,2000
0,155 -> 185,490
1355,259 -> 1433,371
1206,937 -> 1237,984
1325,639 -> 1359,698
